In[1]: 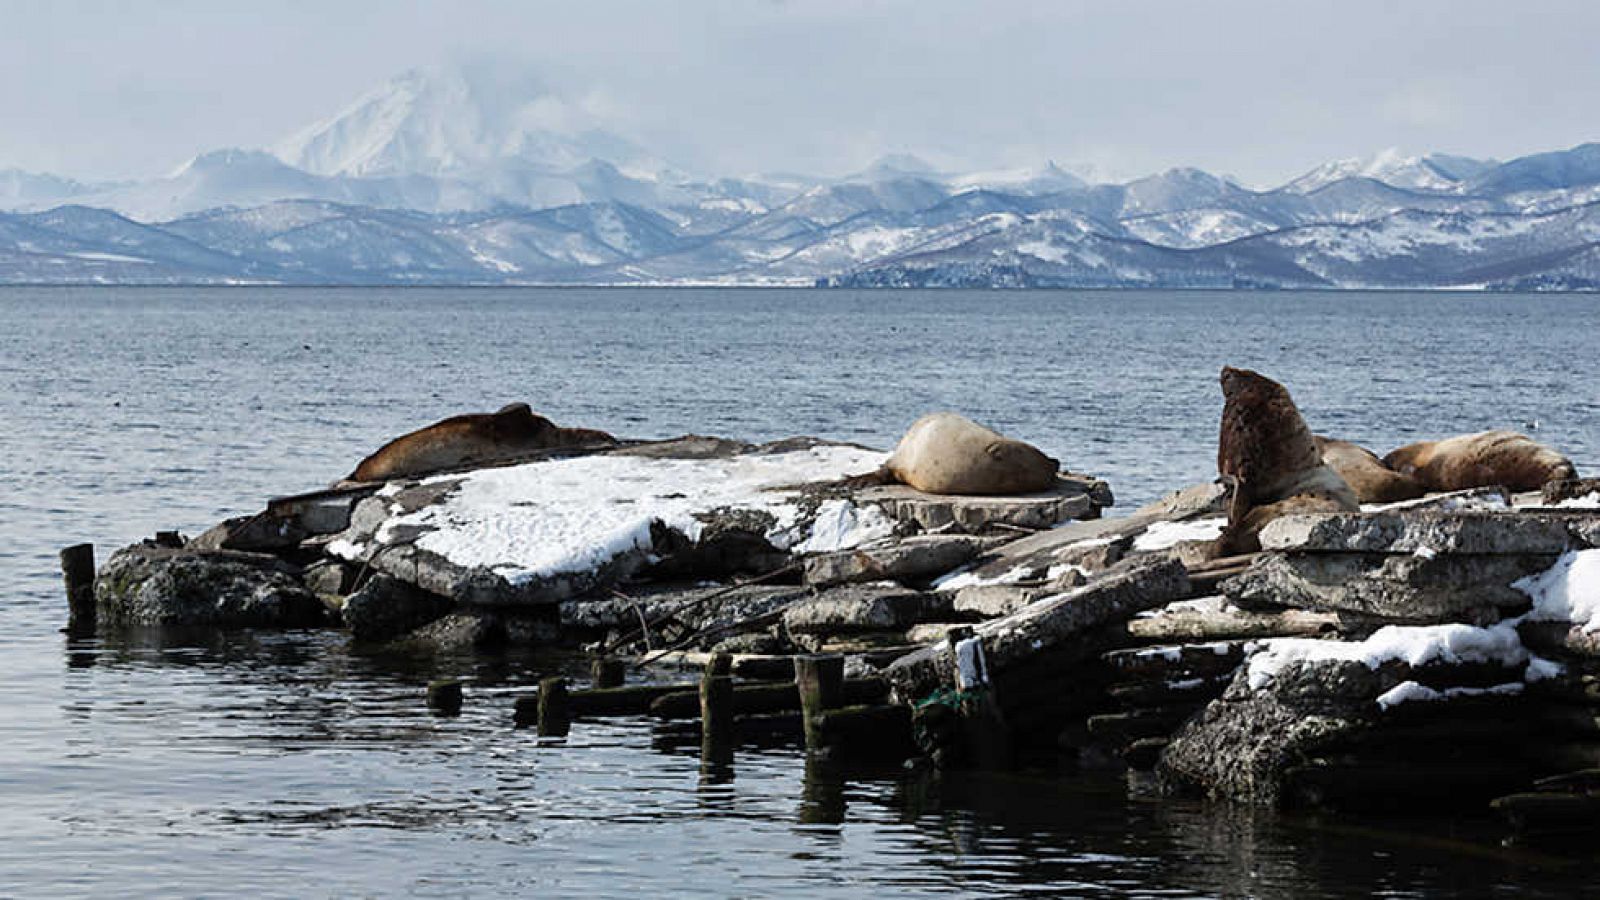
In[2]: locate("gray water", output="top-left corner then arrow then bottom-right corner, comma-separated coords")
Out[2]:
2,286 -> 1597,898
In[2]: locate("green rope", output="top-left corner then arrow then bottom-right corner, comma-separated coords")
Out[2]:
914,685 -> 987,711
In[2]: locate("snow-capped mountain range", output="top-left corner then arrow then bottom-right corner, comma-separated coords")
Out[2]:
4,64 -> 1600,289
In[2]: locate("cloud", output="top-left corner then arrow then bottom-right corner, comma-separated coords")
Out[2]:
1380,79 -> 1463,129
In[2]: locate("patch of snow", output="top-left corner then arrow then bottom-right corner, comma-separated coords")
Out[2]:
1059,536 -> 1115,550
1045,562 -> 1089,582
955,637 -> 988,689
375,446 -> 886,585
1525,656 -> 1565,681
1132,517 -> 1226,552
326,538 -> 366,560
1366,490 -> 1510,513
1244,622 -> 1529,690
1514,549 -> 1600,633
1554,492 -> 1600,509
934,562 -> 1035,592
1016,239 -> 1069,264
68,251 -> 149,263
1375,680 -> 1524,710
793,499 -> 896,554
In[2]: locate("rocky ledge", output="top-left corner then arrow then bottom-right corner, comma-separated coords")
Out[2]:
81,393 -> 1600,839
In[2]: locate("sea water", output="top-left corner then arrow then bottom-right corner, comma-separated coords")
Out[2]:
1,286 -> 1596,897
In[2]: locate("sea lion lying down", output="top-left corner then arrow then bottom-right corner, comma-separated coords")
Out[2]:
1384,430 -> 1577,493
880,412 -> 1061,496
1314,435 -> 1426,504
349,403 -> 616,482
1217,367 -> 1358,554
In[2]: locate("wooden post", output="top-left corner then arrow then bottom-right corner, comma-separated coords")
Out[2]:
700,651 -> 734,763
591,656 -> 627,689
794,654 -> 844,753
947,629 -> 1013,769
60,543 -> 96,633
798,755 -> 847,824
427,679 -> 463,716
537,676 -> 571,737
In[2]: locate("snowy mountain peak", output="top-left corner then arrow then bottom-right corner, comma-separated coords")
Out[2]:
1282,148 -> 1491,194
271,63 -> 658,179
172,148 -> 295,178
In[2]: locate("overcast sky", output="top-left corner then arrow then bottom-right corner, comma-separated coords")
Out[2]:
3,0 -> 1597,186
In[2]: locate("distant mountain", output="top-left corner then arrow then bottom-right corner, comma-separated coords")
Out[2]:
274,64 -> 668,181
1281,149 -> 1495,194
2,64 -> 1600,288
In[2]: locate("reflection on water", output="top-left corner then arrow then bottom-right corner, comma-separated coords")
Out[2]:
3,287 -> 1599,896
17,625 -> 1590,898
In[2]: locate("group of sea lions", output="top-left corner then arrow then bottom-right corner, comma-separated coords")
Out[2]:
344,372 -> 1578,560
1216,365 -> 1577,554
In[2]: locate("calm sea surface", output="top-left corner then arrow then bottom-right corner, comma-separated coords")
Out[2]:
2,286 -> 1597,897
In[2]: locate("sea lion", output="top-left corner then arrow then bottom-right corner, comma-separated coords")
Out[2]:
1216,367 -> 1358,554
348,403 -> 616,482
1314,435 -> 1426,504
1383,430 -> 1577,493
881,412 -> 1060,496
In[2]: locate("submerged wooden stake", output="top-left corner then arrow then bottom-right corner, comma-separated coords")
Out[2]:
426,679 -> 463,716
700,652 -> 734,751
60,543 -> 96,633
795,654 -> 844,752
537,676 -> 572,737
591,656 -> 627,689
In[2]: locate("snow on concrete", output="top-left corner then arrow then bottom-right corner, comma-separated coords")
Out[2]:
792,499 -> 897,554
934,562 -> 1035,592
1554,492 -> 1600,509
1514,549 -> 1600,633
1375,680 -> 1524,711
1131,517 -> 1226,552
370,445 -> 885,585
1245,622 -> 1530,690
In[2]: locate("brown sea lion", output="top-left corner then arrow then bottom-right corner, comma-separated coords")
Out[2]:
348,403 -> 616,482
1314,435 -> 1426,504
1383,430 -> 1577,493
881,412 -> 1060,495
1216,367 -> 1358,554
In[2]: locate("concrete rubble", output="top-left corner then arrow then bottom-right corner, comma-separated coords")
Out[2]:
87,414 -> 1600,835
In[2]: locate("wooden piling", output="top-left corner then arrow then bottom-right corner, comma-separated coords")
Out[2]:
591,656 -> 627,689
794,654 -> 844,752
536,676 -> 572,737
426,679 -> 463,716
947,628 -> 1013,769
700,652 -> 734,753
60,543 -> 96,632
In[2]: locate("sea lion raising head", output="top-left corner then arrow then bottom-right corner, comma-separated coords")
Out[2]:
349,403 -> 617,482
883,412 -> 1060,496
1217,367 -> 1358,553
1383,430 -> 1577,494
1314,435 -> 1426,504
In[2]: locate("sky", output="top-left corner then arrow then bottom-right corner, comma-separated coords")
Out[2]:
2,0 -> 1598,187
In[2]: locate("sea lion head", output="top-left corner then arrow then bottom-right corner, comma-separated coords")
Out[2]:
1218,366 -> 1323,503
487,402 -> 559,440
983,438 -> 1060,493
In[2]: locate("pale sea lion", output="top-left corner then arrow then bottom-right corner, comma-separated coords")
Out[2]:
1314,435 -> 1426,504
1217,367 -> 1358,554
882,412 -> 1060,496
1383,430 -> 1577,493
349,403 -> 616,482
